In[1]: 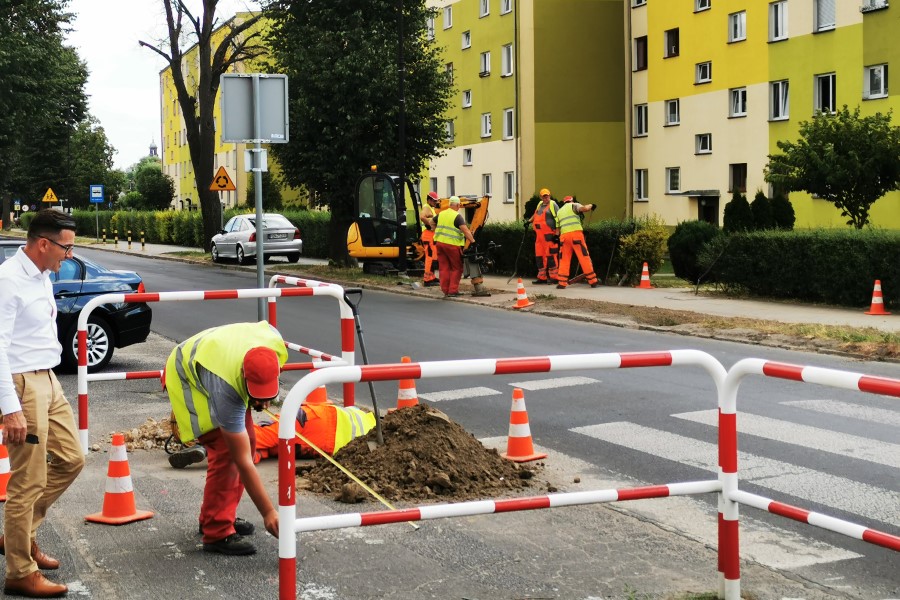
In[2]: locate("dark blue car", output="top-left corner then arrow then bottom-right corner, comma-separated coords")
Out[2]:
0,240 -> 152,372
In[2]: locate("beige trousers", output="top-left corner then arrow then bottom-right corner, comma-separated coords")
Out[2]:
5,370 -> 84,579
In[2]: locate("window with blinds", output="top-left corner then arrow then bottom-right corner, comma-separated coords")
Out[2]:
815,0 -> 835,32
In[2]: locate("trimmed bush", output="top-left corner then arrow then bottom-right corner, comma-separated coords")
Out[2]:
750,191 -> 774,230
617,215 -> 669,284
667,220 -> 722,284
722,191 -> 753,233
770,195 -> 796,230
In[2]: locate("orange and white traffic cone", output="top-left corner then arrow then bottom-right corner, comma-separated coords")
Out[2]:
395,356 -> 419,409
85,433 -> 154,525
638,262 -> 652,289
500,389 -> 547,463
513,278 -> 535,309
864,280 -> 891,315
0,427 -> 9,502
305,385 -> 329,404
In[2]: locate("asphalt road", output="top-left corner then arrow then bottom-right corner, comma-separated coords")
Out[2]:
69,248 -> 900,598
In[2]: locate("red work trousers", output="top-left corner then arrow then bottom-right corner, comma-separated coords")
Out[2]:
533,229 -> 559,282
197,410 -> 256,543
557,230 -> 598,287
436,241 -> 464,295
421,231 -> 437,282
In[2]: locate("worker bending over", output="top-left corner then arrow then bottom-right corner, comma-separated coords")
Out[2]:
555,196 -> 600,289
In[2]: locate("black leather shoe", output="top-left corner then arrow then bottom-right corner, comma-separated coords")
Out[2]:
199,517 -> 254,537
202,534 -> 256,556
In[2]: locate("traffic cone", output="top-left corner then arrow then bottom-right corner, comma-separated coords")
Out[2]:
85,433 -> 154,525
638,262 -> 652,289
0,427 -> 9,502
864,280 -> 891,315
395,356 -> 419,409
305,385 -> 329,404
512,278 -> 535,309
500,389 -> 547,463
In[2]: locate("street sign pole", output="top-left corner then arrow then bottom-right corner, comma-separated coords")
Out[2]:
252,76 -> 266,320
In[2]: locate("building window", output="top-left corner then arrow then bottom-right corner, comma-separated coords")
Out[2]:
480,0 -> 489,18
504,172 -> 515,203
864,64 -> 888,99
695,0 -> 711,11
814,73 -> 836,113
729,87 -> 747,117
696,133 -> 712,154
462,31 -> 471,49
632,0 -> 646,6
462,90 -> 472,108
480,51 -> 491,76
635,169 -> 648,201
481,112 -> 492,137
770,80 -> 789,120
665,99 -> 680,126
634,36 -> 648,71
814,0 -> 835,32
501,44 -> 514,76
427,16 -> 435,40
445,62 -> 453,83
861,0 -> 889,11
729,163 -> 748,193
769,1 -> 788,41
429,177 -> 438,195
443,6 -> 452,28
634,104 -> 648,137
463,148 -> 473,166
664,28 -> 680,57
446,176 -> 456,197
445,120 -> 455,142
501,0 -> 512,14
503,108 -> 514,139
482,173 -> 492,197
666,167 -> 681,193
728,11 -> 747,42
696,61 -> 712,84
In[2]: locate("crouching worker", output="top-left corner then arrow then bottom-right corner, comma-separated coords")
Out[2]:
163,321 -> 287,556
254,399 -> 376,460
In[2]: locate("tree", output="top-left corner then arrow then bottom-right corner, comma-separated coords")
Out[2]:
140,2 -> 266,250
722,191 -> 753,233
770,194 -> 795,230
245,171 -> 283,211
67,117 -> 118,207
265,0 -> 453,265
750,190 -> 773,230
765,106 -> 900,229
135,164 -> 176,210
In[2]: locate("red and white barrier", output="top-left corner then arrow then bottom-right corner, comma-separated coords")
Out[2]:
276,350 -> 728,600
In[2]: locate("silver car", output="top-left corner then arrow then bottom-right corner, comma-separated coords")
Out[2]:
211,213 -> 303,264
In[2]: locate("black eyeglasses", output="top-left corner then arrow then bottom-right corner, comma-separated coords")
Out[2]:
39,236 -> 75,255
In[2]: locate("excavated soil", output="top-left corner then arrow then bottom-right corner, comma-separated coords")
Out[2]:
300,403 -> 542,504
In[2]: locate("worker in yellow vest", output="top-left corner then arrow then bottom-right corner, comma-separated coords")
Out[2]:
555,196 -> 599,289
433,196 -> 477,297
163,321 -> 287,556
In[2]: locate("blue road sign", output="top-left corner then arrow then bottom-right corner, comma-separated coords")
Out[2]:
90,184 -> 105,203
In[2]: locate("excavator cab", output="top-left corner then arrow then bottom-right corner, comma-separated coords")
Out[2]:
347,168 -> 423,274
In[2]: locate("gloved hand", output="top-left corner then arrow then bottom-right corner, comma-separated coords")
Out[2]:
552,234 -> 561,244
297,407 -> 308,428
590,204 -> 597,211
523,219 -> 530,230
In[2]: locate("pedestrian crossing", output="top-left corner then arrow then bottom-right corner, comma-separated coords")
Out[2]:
417,376 -> 600,401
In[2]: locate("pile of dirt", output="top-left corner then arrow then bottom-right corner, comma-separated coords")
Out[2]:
301,403 -> 542,504
94,416 -> 174,452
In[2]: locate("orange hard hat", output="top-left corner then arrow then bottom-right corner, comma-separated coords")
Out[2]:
539,188 -> 550,197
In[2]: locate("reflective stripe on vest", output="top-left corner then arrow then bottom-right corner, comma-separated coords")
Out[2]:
557,202 -> 583,235
433,208 -> 465,246
334,406 -> 376,452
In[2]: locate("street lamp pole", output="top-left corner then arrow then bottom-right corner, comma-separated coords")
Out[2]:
397,0 -> 408,273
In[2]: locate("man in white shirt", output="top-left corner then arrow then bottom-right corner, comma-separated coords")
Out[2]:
0,210 -> 85,598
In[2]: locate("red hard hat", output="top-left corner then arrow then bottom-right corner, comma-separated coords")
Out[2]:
427,191 -> 439,201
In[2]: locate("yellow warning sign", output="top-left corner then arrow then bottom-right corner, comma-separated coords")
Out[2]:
42,188 -> 58,203
210,167 -> 236,192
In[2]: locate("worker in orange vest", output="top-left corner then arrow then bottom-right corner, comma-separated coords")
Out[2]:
525,188 -> 560,284
253,403 -> 375,460
420,191 -> 440,287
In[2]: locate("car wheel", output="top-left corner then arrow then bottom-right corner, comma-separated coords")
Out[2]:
62,317 -> 115,373
287,253 -> 301,263
211,244 -> 221,263
236,245 -> 250,265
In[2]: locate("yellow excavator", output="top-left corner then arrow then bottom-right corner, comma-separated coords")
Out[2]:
346,167 -> 496,295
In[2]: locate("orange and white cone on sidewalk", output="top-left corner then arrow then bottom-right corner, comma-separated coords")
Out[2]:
85,433 -> 154,525
0,427 -> 9,502
864,280 -> 890,315
512,278 -> 535,309
500,389 -> 547,463
395,356 -> 419,409
638,262 -> 652,289
305,385 -> 329,405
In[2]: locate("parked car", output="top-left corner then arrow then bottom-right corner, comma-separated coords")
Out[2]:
210,213 -> 303,264
0,240 -> 152,372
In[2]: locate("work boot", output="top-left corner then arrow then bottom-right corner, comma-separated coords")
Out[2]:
168,445 -> 207,469
590,282 -> 600,288
0,538 -> 60,570
423,280 -> 439,287
555,284 -> 566,290
531,279 -> 547,285
3,571 -> 67,597
199,517 -> 255,537
202,534 -> 256,556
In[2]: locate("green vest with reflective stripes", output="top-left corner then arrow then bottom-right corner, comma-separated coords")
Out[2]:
166,321 -> 288,443
434,208 -> 465,246
557,202 -> 583,235
335,406 -> 376,451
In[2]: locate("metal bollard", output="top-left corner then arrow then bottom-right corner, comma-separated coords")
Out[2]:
141,231 -> 145,251
127,230 -> 132,250
114,229 -> 118,245
102,228 -> 106,244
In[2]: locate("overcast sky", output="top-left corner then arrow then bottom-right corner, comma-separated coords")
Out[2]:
65,0 -> 261,170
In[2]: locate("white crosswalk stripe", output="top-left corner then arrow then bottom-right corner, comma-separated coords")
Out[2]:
570,422 -> 900,526
673,410 -> 900,469
507,376 -> 600,391
783,399 -> 900,428
417,386 -> 500,402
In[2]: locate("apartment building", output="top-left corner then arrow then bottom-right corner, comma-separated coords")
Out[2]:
426,0 -> 628,222
630,0 -> 900,228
